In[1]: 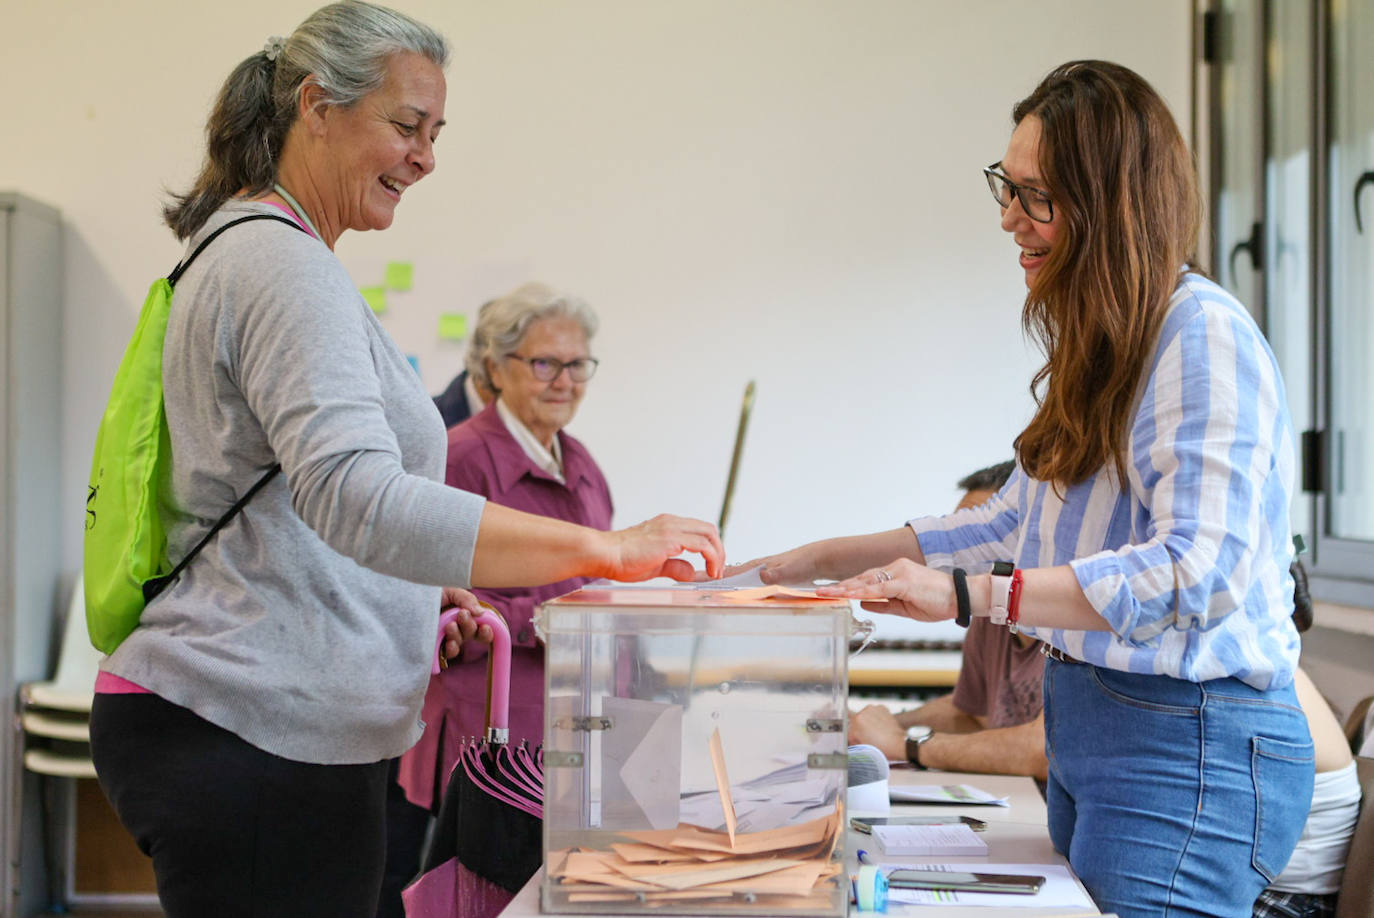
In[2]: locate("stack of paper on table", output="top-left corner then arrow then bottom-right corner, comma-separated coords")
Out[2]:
873,823 -> 988,856
889,783 -> 1010,805
546,807 -> 844,908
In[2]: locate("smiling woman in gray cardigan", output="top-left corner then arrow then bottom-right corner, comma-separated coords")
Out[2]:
87,4 -> 721,916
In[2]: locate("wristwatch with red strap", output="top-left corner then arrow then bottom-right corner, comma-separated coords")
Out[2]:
988,561 -> 1014,626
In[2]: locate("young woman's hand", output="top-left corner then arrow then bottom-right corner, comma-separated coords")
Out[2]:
725,529 -> 923,586
816,558 -> 959,621
724,543 -> 827,586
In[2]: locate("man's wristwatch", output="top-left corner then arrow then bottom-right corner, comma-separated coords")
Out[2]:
905,725 -> 934,770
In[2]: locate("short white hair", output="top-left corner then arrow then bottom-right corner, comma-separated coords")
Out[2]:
466,283 -> 599,393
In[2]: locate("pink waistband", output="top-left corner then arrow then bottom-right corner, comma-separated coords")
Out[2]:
95,671 -> 152,694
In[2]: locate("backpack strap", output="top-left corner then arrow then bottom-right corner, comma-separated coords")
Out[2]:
168,213 -> 306,286
142,465 -> 282,603
144,211 -> 310,602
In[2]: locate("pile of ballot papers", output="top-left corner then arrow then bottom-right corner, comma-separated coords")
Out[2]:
545,804 -> 845,909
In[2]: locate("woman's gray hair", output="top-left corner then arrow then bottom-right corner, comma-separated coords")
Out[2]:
467,283 -> 600,394
164,0 -> 448,240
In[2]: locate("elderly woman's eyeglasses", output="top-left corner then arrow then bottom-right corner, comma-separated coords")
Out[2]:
983,163 -> 1054,224
506,354 -> 600,383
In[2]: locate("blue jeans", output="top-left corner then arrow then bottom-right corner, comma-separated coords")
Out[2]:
1043,658 -> 1313,918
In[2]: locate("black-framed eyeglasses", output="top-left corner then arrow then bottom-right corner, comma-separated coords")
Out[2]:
983,162 -> 1054,224
505,354 -> 600,383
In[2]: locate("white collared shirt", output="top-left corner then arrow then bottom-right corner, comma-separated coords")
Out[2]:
495,397 -> 564,483
462,374 -> 486,420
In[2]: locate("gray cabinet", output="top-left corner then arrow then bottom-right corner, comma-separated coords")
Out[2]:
1,191 -> 64,916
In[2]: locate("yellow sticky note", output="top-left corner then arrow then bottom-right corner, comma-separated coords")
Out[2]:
360,286 -> 388,314
437,313 -> 467,340
385,262 -> 414,291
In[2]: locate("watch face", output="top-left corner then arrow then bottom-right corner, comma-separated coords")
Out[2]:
906,725 -> 933,742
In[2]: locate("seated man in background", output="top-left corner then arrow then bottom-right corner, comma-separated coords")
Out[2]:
432,298 -> 496,428
848,460 -> 1049,781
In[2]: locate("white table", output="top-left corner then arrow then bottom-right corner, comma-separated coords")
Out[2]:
499,770 -> 1101,917
866,769 -> 1100,916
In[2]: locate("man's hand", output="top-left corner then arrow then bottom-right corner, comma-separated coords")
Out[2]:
848,704 -> 909,761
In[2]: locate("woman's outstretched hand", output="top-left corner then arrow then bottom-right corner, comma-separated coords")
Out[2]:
606,514 -> 725,582
815,558 -> 957,621
438,587 -> 494,665
715,529 -> 920,586
721,543 -> 826,586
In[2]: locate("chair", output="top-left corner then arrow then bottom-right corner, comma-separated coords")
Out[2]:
1335,755 -> 1374,918
15,577 -> 102,910
19,576 -> 103,772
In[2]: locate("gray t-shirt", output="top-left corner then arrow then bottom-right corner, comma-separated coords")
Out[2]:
101,202 -> 485,764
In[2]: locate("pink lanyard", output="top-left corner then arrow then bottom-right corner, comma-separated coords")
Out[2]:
262,199 -> 320,241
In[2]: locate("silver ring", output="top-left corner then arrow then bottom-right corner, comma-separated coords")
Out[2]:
875,569 -> 891,583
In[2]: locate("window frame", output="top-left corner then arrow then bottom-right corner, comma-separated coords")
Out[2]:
1201,0 -> 1374,607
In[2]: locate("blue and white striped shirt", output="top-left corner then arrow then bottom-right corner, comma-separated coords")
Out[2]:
910,273 -> 1300,690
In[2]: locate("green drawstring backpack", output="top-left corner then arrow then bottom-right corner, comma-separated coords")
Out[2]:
84,213 -> 305,653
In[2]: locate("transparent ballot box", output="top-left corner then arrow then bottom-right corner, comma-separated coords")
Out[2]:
536,586 -> 856,916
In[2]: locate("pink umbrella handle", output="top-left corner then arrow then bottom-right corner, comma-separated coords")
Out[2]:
433,604 -> 512,744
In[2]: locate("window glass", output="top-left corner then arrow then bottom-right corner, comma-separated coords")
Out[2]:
1327,0 -> 1374,541
1264,0 -> 1313,545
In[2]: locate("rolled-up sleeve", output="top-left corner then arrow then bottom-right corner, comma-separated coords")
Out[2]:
909,470 -> 1022,572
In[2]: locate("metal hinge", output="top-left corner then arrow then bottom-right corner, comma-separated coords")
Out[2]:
545,750 -> 584,768
553,716 -> 614,732
806,718 -> 844,733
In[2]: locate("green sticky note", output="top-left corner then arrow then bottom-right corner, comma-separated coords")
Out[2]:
360,286 -> 388,314
437,312 -> 467,340
385,262 -> 414,291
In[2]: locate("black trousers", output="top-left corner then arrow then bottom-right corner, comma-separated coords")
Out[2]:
376,759 -> 430,918
91,692 -> 389,918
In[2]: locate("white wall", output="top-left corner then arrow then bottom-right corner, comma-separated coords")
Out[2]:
0,0 -> 1192,580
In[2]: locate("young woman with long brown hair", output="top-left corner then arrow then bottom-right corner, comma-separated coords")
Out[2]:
743,61 -> 1313,917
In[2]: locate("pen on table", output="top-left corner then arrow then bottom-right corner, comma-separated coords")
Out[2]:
857,848 -> 875,865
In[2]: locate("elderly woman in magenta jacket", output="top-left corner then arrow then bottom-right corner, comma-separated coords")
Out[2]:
396,282 -> 611,914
